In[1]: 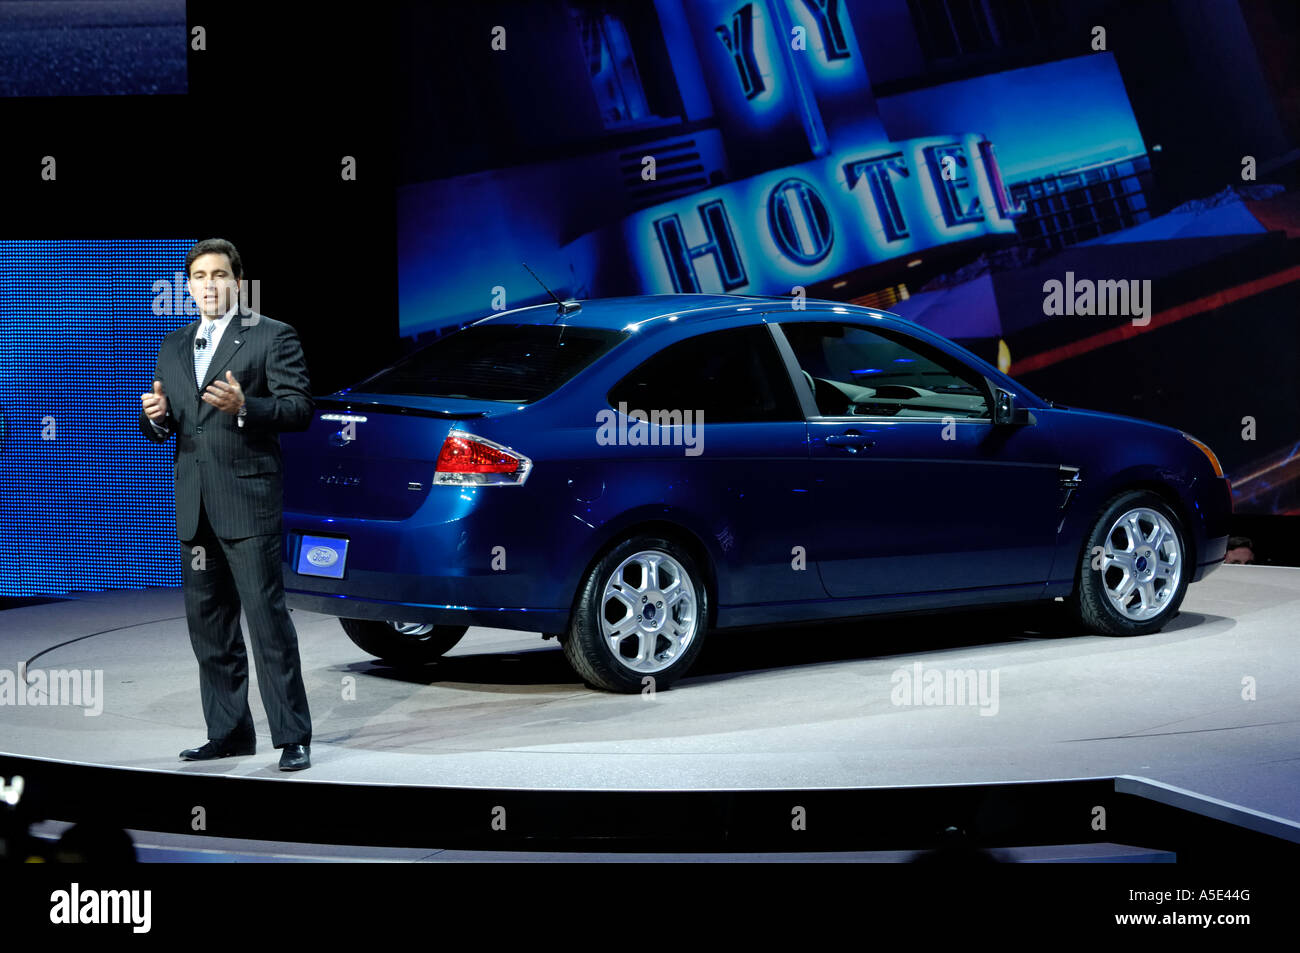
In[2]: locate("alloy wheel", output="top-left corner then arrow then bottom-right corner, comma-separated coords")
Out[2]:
1098,506 -> 1182,622
599,549 -> 698,674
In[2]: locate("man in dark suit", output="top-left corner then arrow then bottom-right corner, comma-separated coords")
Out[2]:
139,238 -> 315,771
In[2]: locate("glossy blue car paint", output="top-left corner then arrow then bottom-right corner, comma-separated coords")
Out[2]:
280,294 -> 1231,635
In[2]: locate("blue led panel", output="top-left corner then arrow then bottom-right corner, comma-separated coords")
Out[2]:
0,239 -> 197,596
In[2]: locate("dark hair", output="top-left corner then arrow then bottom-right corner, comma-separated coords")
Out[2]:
1227,536 -> 1254,550
185,238 -> 242,281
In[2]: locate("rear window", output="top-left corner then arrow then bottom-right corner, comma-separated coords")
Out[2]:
354,324 -> 627,402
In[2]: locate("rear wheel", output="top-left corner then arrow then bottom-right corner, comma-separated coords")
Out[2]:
562,535 -> 709,693
1070,490 -> 1189,636
340,618 -> 468,665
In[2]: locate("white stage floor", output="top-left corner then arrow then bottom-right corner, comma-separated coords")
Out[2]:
2,566 -> 1297,827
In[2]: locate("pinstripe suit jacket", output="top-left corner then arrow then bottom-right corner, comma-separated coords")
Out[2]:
139,308 -> 313,541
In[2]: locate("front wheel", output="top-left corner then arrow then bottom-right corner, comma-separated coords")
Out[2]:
340,618 -> 468,665
1070,490 -> 1189,636
562,536 -> 710,693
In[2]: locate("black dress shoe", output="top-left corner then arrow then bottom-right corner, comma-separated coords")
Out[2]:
279,744 -> 310,771
179,739 -> 255,761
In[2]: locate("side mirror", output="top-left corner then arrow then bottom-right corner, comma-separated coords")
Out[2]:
991,385 -> 1034,426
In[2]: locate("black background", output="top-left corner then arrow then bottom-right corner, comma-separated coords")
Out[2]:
0,0 -> 401,396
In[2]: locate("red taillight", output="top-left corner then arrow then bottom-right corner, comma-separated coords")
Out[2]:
433,431 -> 532,486
436,435 -> 518,473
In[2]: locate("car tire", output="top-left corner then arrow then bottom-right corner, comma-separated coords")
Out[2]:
1070,490 -> 1190,636
562,535 -> 710,693
340,618 -> 468,665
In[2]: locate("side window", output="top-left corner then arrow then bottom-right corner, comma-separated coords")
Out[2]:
608,325 -> 802,423
779,322 -> 990,419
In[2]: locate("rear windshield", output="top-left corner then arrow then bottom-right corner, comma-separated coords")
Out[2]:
354,324 -> 627,403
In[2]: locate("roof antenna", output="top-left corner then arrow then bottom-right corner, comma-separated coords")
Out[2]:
522,262 -> 581,323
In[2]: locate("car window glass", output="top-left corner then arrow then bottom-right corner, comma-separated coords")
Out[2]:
355,324 -> 626,402
779,321 -> 990,419
608,325 -> 802,423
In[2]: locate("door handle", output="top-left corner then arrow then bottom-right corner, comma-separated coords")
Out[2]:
826,433 -> 876,450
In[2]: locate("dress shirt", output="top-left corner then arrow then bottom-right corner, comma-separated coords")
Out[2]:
150,303 -> 244,434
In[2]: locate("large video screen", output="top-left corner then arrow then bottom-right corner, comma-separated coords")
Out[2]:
394,0 -> 1298,516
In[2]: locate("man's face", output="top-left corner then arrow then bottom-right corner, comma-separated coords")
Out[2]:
187,252 -> 240,319
1224,546 -> 1254,565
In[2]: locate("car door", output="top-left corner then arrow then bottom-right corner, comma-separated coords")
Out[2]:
602,322 -> 819,607
774,318 -> 1062,599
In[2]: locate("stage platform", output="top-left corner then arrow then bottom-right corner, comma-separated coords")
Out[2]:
2,566 -> 1298,855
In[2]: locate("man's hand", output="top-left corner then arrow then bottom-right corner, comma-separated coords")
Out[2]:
141,380 -> 168,421
203,370 -> 245,415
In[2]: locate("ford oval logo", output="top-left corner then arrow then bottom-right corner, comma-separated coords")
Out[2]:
305,546 -> 339,568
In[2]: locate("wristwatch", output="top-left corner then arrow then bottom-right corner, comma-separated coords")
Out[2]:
237,400 -> 247,428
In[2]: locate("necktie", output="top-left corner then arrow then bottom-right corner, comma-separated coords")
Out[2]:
194,320 -> 215,391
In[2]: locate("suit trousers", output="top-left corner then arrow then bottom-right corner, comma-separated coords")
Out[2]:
180,495 -> 311,748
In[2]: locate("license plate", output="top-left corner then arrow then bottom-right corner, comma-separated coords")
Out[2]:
297,535 -> 348,579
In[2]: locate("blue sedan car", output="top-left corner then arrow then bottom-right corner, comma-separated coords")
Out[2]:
280,294 -> 1231,692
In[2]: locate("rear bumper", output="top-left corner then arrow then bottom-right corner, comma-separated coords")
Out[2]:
282,586 -> 568,632
280,509 -> 574,633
